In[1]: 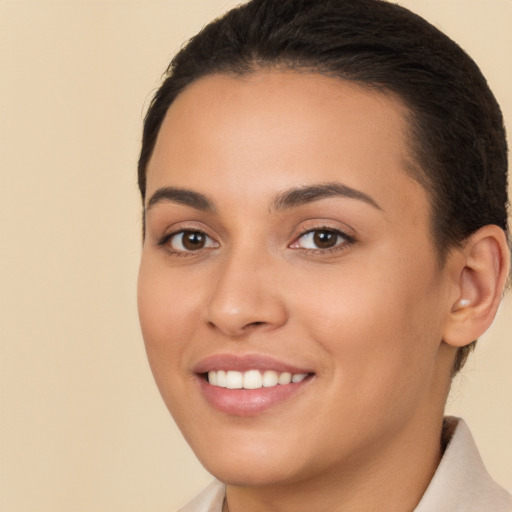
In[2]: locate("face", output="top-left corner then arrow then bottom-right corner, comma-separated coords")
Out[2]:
138,72 -> 456,487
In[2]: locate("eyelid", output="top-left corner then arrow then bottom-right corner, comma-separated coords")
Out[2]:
156,224 -> 220,255
289,225 -> 355,252
153,220 -> 355,256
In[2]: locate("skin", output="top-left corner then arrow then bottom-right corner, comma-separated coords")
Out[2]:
137,72 -> 504,511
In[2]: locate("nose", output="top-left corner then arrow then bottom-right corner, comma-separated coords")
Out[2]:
204,248 -> 288,338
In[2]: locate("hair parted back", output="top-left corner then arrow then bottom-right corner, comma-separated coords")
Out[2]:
138,0 -> 509,374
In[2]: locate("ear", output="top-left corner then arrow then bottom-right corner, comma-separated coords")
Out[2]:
443,225 -> 510,348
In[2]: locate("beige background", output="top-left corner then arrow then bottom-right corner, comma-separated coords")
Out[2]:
1,1 -> 510,510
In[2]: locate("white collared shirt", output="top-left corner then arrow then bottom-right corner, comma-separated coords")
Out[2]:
178,418 -> 512,511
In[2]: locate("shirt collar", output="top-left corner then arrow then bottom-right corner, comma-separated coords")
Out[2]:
415,416 -> 512,511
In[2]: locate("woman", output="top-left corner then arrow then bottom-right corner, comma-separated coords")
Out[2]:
137,0 -> 511,510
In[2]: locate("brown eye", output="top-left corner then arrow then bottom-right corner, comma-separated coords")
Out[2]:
182,231 -> 206,250
313,230 -> 338,249
169,231 -> 217,252
292,228 -> 350,251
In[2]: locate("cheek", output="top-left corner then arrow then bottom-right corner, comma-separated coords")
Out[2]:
294,258 -> 442,391
137,260 -> 206,428
137,258 -> 199,376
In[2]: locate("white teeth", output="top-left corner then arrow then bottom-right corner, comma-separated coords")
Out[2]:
243,369 -> 263,389
216,370 -> 227,387
262,370 -> 279,387
278,372 -> 292,385
226,370 -> 243,389
207,369 -> 309,389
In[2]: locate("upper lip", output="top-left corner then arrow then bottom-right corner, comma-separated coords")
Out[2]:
193,353 -> 314,375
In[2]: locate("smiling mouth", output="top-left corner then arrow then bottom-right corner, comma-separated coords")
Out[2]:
206,369 -> 311,390
197,364 -> 314,416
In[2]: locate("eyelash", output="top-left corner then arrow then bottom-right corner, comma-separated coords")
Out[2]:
157,227 -> 355,256
157,230 -> 218,257
290,227 -> 355,254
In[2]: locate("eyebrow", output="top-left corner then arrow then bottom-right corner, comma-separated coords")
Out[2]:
146,187 -> 215,212
145,181 -> 382,214
272,182 -> 382,211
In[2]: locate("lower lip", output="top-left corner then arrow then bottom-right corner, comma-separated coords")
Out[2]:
198,376 -> 312,417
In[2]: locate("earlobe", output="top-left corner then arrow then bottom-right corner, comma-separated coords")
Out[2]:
443,225 -> 510,348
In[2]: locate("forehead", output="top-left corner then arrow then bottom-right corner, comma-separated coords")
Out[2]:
147,71 -> 428,222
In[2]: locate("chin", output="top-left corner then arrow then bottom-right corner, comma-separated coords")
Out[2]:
202,457 -> 304,488
187,427 -> 309,487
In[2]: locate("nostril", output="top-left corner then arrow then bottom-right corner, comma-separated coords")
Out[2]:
244,321 -> 267,331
